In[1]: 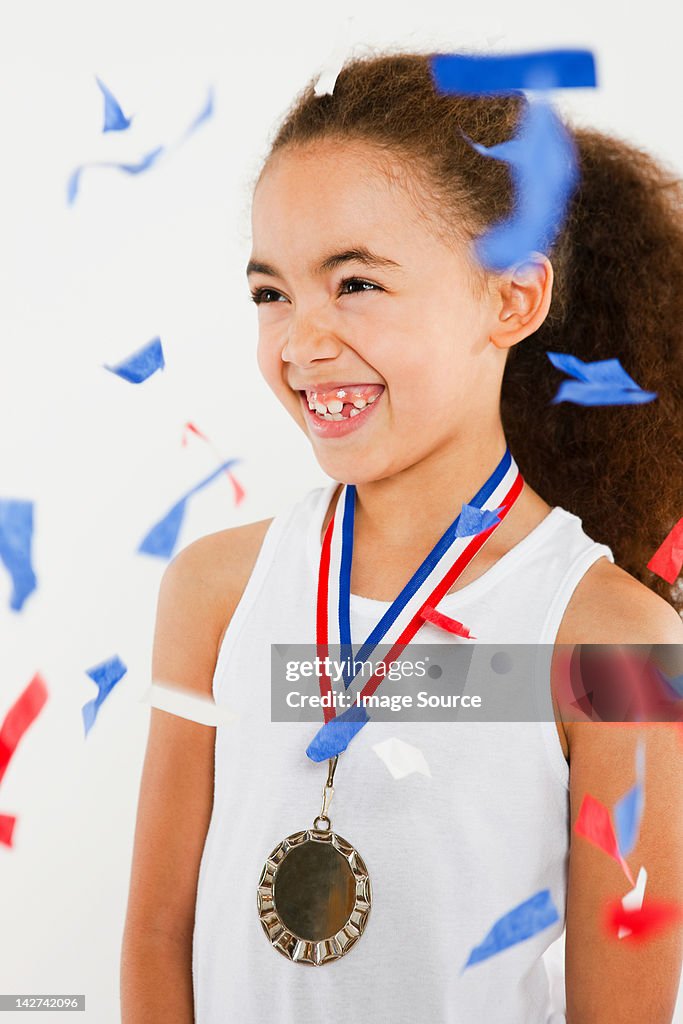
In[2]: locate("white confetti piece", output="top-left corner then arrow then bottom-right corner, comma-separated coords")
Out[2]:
618,865 -> 647,939
140,681 -> 239,727
313,16 -> 356,97
372,736 -> 431,779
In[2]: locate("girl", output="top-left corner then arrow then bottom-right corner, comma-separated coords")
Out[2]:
121,52 -> 683,1023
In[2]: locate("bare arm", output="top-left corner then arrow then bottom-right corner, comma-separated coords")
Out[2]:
562,586 -> 683,1023
120,535 -> 232,1023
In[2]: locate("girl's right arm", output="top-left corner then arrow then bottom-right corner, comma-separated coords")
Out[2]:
120,522 -> 271,1023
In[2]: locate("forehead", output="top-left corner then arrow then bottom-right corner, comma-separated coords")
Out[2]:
251,140 -> 432,249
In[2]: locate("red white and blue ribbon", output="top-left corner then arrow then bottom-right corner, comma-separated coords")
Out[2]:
306,446 -> 524,761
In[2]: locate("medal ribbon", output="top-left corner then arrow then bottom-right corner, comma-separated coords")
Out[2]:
306,447 -> 524,761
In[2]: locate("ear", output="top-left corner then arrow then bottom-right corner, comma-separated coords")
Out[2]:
488,253 -> 554,350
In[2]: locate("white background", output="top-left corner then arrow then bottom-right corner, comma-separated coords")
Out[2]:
0,0 -> 681,1020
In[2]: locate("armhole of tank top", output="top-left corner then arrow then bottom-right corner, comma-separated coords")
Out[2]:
534,541 -> 615,791
211,500 -> 300,704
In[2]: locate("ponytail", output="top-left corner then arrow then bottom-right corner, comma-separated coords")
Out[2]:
501,128 -> 683,612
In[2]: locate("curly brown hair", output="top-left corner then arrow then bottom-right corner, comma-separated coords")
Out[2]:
257,49 -> 683,613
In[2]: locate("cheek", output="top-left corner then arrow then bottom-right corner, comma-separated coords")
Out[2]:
256,333 -> 284,391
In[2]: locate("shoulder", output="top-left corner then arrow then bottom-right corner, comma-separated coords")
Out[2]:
165,518 -> 275,598
154,518 -> 275,685
557,554 -> 683,646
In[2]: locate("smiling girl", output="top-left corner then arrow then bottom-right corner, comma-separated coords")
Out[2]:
121,52 -> 683,1024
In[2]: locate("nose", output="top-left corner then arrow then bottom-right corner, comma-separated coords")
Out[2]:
280,306 -> 344,366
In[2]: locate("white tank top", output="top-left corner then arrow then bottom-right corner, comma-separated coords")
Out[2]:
192,481 -> 614,1024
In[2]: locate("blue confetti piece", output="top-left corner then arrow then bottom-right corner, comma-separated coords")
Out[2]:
0,499 -> 37,612
138,458 -> 242,559
66,166 -> 84,205
455,504 -> 504,538
430,49 -> 597,94
104,336 -> 165,383
461,98 -> 580,271
306,703 -> 371,762
82,655 -> 128,736
177,86 -> 214,143
138,499 -> 187,559
67,85 -> 214,205
67,146 -> 166,205
547,352 -> 657,406
115,145 -> 166,175
462,888 -> 560,970
614,738 -> 646,857
95,76 -> 133,132
655,667 -> 683,700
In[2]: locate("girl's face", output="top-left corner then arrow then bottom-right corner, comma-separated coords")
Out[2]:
248,139 -> 510,484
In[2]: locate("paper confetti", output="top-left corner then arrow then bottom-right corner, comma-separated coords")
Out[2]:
574,793 -> 634,885
647,517 -> 683,584
142,682 -> 239,727
82,656 -> 127,736
605,897 -> 683,943
67,86 -> 214,204
95,76 -> 133,132
176,87 -> 214,142
67,146 -> 165,204
655,667 -> 683,701
137,458 -> 241,559
457,97 -> 580,271
556,645 -> 680,724
455,503 -> 503,538
613,738 -> 646,858
547,351 -> 657,407
181,423 -> 246,506
0,673 -> 48,787
0,499 -> 37,612
306,703 -> 370,762
371,737 -> 432,779
0,814 -> 16,848
313,15 -> 356,96
420,604 -> 476,639
618,866 -> 647,939
103,336 -> 165,383
462,889 -> 560,970
430,49 -> 597,94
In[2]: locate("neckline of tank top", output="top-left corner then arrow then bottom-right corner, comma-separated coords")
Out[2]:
305,481 -> 572,612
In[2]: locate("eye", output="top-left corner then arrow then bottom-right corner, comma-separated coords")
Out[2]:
339,277 -> 382,296
250,287 -> 286,305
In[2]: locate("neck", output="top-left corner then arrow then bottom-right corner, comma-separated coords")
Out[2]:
350,428 -> 511,552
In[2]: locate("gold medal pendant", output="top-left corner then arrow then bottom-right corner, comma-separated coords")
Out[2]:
256,756 -> 372,965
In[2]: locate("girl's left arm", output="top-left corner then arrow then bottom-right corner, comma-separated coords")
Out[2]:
563,592 -> 683,1024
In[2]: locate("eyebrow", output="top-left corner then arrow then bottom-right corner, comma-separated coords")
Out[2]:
246,246 -> 402,279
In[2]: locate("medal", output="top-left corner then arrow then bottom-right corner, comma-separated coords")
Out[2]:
257,447 -> 524,964
256,753 -> 372,966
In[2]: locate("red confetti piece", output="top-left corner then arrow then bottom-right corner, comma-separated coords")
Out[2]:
604,898 -> 683,942
420,604 -> 476,639
574,793 -> 634,885
647,517 -> 683,584
182,421 -> 246,506
0,673 -> 48,787
0,814 -> 16,847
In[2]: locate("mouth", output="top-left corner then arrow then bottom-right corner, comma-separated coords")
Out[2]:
297,383 -> 385,437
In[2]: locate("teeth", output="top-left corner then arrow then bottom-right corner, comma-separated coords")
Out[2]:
304,387 -> 383,422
